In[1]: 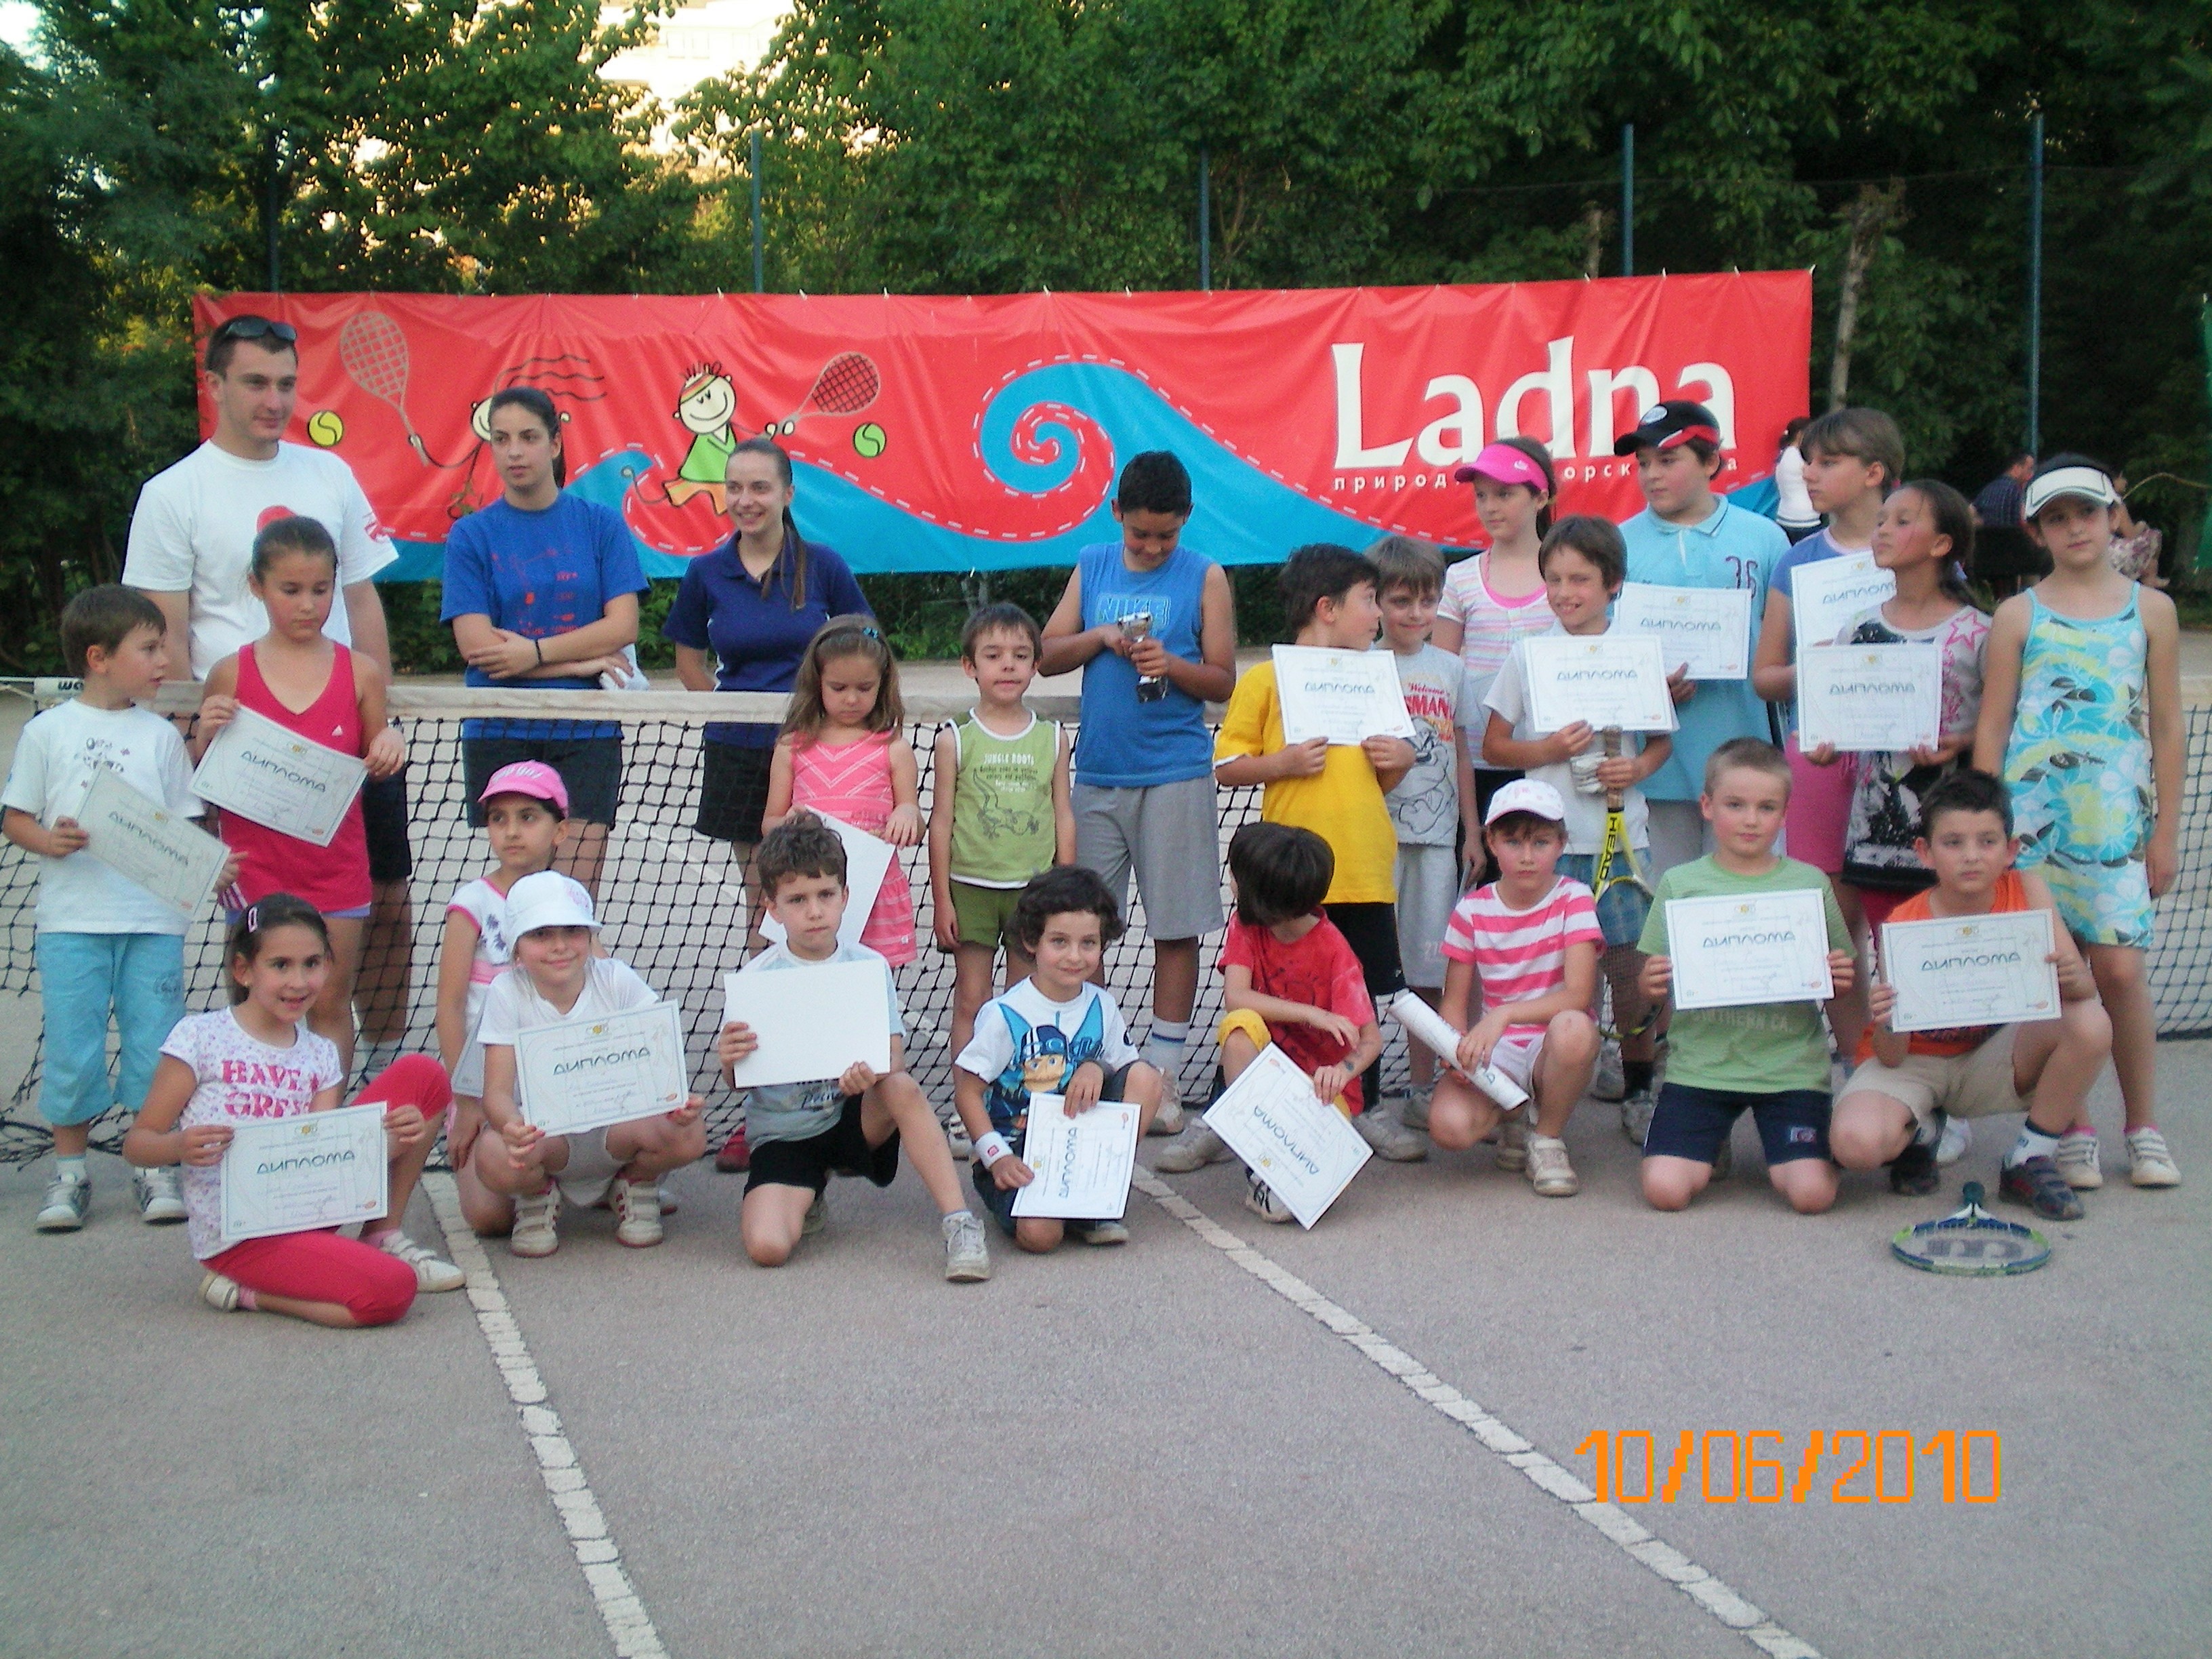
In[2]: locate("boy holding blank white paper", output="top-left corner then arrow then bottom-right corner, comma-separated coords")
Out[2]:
471,873 -> 706,1258
1635,739 -> 1857,1214
1830,771 -> 2107,1221
952,865 -> 1162,1253
719,813 -> 991,1281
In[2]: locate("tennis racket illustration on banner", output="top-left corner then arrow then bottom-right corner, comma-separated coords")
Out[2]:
339,311 -> 437,466
1591,726 -> 1658,1040
769,352 -> 880,436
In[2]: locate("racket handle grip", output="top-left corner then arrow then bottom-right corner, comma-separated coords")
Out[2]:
1602,726 -> 1624,811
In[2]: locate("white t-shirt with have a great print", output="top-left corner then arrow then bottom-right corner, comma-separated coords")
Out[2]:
1380,642 -> 1469,846
1,699 -> 203,935
122,441 -> 397,678
443,872 -> 594,1097
160,1008 -> 346,1260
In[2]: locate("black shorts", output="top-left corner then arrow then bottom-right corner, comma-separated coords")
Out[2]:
360,766 -> 413,884
463,734 -> 622,827
1323,901 -> 1406,1002
970,1063 -> 1136,1237
744,1094 -> 899,1195
1642,1082 -> 1831,1166
695,739 -> 775,844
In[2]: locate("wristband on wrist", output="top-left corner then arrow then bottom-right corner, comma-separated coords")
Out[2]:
975,1131 -> 1013,1167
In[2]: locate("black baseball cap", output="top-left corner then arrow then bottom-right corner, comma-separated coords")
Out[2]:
1613,399 -> 1722,457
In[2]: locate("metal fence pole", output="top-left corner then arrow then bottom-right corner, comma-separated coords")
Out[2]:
750,130 -> 764,294
1199,147 -> 1211,291
1620,124 -> 1635,278
2026,112 -> 2043,455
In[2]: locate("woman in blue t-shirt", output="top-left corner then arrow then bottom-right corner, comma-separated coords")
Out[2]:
662,435 -> 871,1172
442,386 -> 647,895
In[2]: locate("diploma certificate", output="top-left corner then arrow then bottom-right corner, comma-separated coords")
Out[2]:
1010,1092 -> 1141,1221
219,1103 -> 389,1244
1201,1043 -> 1372,1229
1881,910 -> 2060,1033
514,1000 -> 689,1138
1797,643 -> 1942,754
1271,646 -> 1418,745
759,813 -> 894,951
1521,636 -> 1677,734
192,704 -> 367,848
1790,552 -> 1896,656
1613,584 -> 1753,680
1385,991 -> 1528,1109
77,768 -> 226,916
722,960 -> 894,1089
1665,890 -> 1835,1011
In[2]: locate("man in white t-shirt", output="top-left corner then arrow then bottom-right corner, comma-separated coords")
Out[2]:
121,314 -> 414,1048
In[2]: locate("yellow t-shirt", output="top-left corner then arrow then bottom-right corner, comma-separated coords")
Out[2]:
1214,661 -> 1397,905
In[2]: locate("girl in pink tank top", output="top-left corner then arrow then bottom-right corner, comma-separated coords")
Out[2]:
194,516 -> 406,1075
761,617 -> 920,964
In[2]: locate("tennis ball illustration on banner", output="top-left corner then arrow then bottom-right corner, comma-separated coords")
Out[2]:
853,422 -> 887,459
306,410 -> 345,447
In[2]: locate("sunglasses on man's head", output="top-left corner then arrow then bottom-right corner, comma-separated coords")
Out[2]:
212,316 -> 298,346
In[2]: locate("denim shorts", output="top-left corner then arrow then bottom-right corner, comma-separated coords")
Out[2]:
34,932 -> 184,1127
1643,1082 -> 1830,1167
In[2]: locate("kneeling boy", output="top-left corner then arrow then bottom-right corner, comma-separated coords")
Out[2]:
953,865 -> 1163,1252
472,872 -> 708,1256
1830,770 -> 2108,1221
719,814 -> 991,1281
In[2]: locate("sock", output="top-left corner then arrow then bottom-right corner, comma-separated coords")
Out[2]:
237,1287 -> 260,1311
1622,1061 -> 1655,1095
2005,1126 -> 2061,1170
1143,1019 -> 1188,1075
941,1208 -> 975,1231
2066,1122 -> 2094,1137
362,1223 -> 398,1244
55,1154 -> 88,1183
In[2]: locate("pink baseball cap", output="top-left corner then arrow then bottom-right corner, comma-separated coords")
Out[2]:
1453,442 -> 1550,489
478,760 -> 569,815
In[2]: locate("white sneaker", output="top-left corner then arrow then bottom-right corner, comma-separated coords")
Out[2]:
35,1170 -> 89,1232
200,1270 -> 243,1311
941,1113 -> 972,1161
942,1210 -> 991,1281
1495,1117 -> 1528,1172
1936,1115 -> 1972,1166
1525,1132 -> 1579,1197
1620,1086 -> 1658,1146
1073,1217 -> 1130,1246
510,1187 -> 561,1257
1591,1040 -> 1626,1102
1151,1122 -> 1232,1173
2126,1126 -> 2181,1188
377,1229 -> 466,1290
1242,1168 -> 1296,1224
1147,1069 -> 1185,1136
803,1191 -> 828,1235
613,1178 -> 665,1248
1355,1105 -> 1427,1163
1399,1088 -> 1432,1131
134,1166 -> 188,1225
2054,1129 -> 2103,1191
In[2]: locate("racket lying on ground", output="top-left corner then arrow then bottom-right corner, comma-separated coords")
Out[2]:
1590,726 -> 1658,1040
770,352 -> 880,435
1891,1181 -> 2052,1275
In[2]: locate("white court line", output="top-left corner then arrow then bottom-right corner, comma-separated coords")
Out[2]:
1132,1170 -> 1824,1659
425,1174 -> 670,1659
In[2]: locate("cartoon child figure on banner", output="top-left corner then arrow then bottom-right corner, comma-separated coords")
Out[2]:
668,363 -> 740,510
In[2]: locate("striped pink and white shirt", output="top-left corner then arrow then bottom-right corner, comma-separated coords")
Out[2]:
1437,554 -> 1554,765
1440,877 -> 1603,1036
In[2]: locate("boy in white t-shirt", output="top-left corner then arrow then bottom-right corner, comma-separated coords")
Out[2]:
1482,516 -> 1672,1139
470,873 -> 706,1256
953,865 -> 1164,1252
2,587 -> 232,1232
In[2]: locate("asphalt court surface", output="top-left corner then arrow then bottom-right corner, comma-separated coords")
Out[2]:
1,1044 -> 2206,1658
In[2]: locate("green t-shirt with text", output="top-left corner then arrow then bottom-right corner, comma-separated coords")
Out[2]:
1637,855 -> 1850,1094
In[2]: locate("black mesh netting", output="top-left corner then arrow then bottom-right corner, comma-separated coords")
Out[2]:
6,693 -> 2209,1164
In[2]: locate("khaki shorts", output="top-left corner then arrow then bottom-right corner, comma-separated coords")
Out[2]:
1842,1027 -> 2028,1127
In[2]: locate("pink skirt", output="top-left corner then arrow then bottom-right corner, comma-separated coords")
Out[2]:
1784,732 -> 1853,874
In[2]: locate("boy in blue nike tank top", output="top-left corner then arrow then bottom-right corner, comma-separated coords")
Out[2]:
1040,452 -> 1237,1131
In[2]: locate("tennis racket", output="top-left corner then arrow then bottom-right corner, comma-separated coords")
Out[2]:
1590,727 -> 1659,1041
770,352 -> 880,436
1891,1181 -> 2051,1275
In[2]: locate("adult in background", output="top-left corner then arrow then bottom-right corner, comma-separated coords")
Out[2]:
661,436 -> 870,1174
1772,416 -> 1821,544
442,386 -> 645,897
123,314 -> 416,1057
1972,451 -> 2035,528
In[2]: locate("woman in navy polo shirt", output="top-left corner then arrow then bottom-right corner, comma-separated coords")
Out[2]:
443,387 -> 646,895
664,435 -> 870,857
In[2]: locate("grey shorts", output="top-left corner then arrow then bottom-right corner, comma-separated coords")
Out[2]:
1072,775 -> 1225,941
1394,843 -> 1461,989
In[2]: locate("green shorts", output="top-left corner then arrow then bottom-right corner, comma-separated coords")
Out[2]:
949,880 -> 1025,951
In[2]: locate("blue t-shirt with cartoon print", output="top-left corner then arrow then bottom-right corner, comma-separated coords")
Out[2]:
951,979 -> 1141,1141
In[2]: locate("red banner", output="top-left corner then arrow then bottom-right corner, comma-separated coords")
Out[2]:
195,275 -> 1811,576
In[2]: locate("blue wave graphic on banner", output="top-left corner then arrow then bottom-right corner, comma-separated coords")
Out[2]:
379,361 -> 1782,580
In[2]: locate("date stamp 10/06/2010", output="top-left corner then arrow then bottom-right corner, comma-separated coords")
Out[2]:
1574,1431 -> 2002,1505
